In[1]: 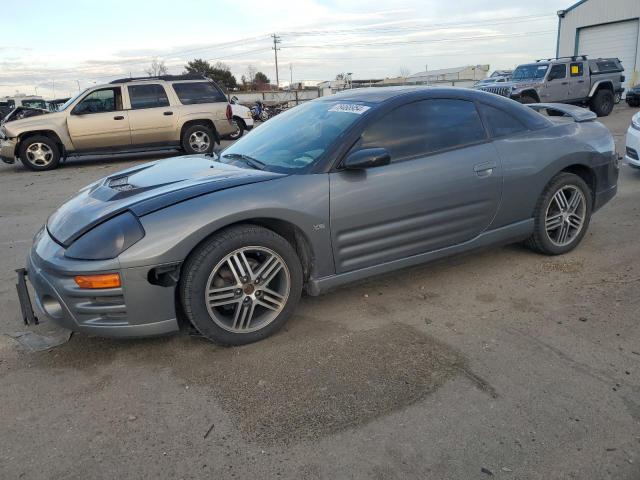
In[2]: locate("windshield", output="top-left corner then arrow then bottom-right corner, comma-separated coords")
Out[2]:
513,64 -> 548,80
21,99 -> 47,109
58,89 -> 89,111
221,100 -> 370,173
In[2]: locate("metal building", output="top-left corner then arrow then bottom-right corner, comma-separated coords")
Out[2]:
556,0 -> 640,92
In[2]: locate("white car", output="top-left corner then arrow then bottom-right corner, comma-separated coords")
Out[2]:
626,111 -> 640,168
228,97 -> 254,140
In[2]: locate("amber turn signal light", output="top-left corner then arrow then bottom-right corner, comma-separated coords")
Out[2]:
74,273 -> 121,289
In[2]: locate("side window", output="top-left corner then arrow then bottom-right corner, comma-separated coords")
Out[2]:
128,84 -> 169,109
74,88 -> 122,114
549,64 -> 567,80
478,103 -> 526,138
357,99 -> 487,161
172,81 -> 226,105
569,62 -> 584,77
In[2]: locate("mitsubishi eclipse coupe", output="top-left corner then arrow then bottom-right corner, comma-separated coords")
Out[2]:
17,87 -> 618,345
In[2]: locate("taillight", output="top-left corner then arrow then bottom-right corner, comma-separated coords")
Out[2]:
226,104 -> 232,120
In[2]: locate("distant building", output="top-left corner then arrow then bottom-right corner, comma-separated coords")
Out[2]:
556,0 -> 640,91
407,65 -> 489,84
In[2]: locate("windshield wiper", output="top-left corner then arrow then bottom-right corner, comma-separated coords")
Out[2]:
222,153 -> 266,170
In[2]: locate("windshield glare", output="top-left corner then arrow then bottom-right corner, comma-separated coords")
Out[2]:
513,64 -> 548,80
221,100 -> 370,173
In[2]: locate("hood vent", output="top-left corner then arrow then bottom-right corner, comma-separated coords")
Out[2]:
108,176 -> 136,192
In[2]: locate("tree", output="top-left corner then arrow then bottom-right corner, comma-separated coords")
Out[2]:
145,58 -> 168,77
399,67 -> 410,78
184,58 -> 237,90
254,71 -> 270,89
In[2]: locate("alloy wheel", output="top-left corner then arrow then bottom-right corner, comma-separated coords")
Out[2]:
229,120 -> 241,139
26,142 -> 53,166
544,185 -> 586,247
189,131 -> 211,153
205,246 -> 290,333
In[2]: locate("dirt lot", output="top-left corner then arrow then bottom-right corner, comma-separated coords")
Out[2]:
1,107 -> 639,479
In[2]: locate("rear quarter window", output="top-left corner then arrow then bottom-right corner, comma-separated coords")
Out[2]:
478,103 -> 526,138
172,81 -> 226,105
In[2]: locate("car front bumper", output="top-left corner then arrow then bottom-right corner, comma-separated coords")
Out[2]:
626,124 -> 640,168
0,138 -> 17,164
22,228 -> 180,337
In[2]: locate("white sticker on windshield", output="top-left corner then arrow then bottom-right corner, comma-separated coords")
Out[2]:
538,66 -> 547,70
329,103 -> 371,114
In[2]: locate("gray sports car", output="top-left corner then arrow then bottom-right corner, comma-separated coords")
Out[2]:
17,87 -> 618,345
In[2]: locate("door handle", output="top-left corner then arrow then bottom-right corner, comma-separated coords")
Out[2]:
474,161 -> 497,178
578,80 -> 585,83
561,81 -> 569,85
113,115 -> 125,120
163,111 -> 173,116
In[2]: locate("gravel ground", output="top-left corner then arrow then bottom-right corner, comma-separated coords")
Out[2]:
0,107 -> 639,479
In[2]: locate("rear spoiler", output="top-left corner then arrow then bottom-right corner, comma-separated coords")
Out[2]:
527,103 -> 597,123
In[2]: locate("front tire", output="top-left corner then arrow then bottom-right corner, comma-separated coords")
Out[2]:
228,117 -> 245,140
180,225 -> 303,346
18,135 -> 61,171
182,124 -> 214,154
526,173 -> 592,255
589,90 -> 614,117
519,95 -> 537,104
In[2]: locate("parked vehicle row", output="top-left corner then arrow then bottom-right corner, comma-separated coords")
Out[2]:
475,55 -> 625,117
0,75 -> 235,171
16,87 -> 618,346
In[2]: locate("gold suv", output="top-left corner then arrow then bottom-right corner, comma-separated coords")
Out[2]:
0,75 -> 234,171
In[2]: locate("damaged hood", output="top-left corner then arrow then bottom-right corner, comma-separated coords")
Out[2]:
47,155 -> 286,247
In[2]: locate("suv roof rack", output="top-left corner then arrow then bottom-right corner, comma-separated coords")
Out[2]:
109,74 -> 207,84
536,55 -> 588,62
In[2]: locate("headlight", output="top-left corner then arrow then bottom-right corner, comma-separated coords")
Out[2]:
632,113 -> 640,131
65,211 -> 145,260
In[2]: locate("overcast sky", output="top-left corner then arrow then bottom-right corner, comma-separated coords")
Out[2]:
1,0 -> 571,98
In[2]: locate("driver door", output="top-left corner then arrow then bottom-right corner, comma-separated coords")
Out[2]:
542,64 -> 569,101
67,87 -> 131,150
329,99 -> 503,273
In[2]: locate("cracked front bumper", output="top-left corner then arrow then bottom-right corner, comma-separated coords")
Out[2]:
23,228 -> 180,337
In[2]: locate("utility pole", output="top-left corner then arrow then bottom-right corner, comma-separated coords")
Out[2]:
290,63 -> 293,87
271,33 -> 281,89
52,80 -> 55,98
76,80 -> 80,92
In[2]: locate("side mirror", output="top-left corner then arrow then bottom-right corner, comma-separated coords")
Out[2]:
72,104 -> 87,115
343,148 -> 391,170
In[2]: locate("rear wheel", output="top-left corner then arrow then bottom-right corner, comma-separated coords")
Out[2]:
182,124 -> 214,154
180,225 -> 303,346
526,173 -> 592,255
589,89 -> 614,117
18,135 -> 61,171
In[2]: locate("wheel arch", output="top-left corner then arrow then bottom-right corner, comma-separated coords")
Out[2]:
17,130 -> 65,155
519,90 -> 541,102
559,163 -> 596,203
180,119 -> 220,145
589,81 -> 613,98
180,217 -> 316,283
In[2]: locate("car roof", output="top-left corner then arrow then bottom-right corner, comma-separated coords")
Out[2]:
318,86 -> 551,130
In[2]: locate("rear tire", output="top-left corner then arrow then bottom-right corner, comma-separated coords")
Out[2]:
627,99 -> 640,108
18,135 -> 61,171
525,173 -> 592,255
589,89 -> 614,117
182,124 -> 214,154
180,225 -> 303,346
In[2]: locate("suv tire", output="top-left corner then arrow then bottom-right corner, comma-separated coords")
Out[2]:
182,124 -> 215,154
180,224 -> 303,346
18,135 -> 61,171
519,94 -> 537,104
526,172 -> 592,256
228,117 -> 245,140
590,89 -> 614,117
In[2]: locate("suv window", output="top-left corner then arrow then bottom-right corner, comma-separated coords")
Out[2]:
549,64 -> 566,80
570,62 -> 584,77
478,104 -> 526,138
358,99 -> 487,161
172,81 -> 226,104
75,88 -> 122,114
128,84 -> 169,109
